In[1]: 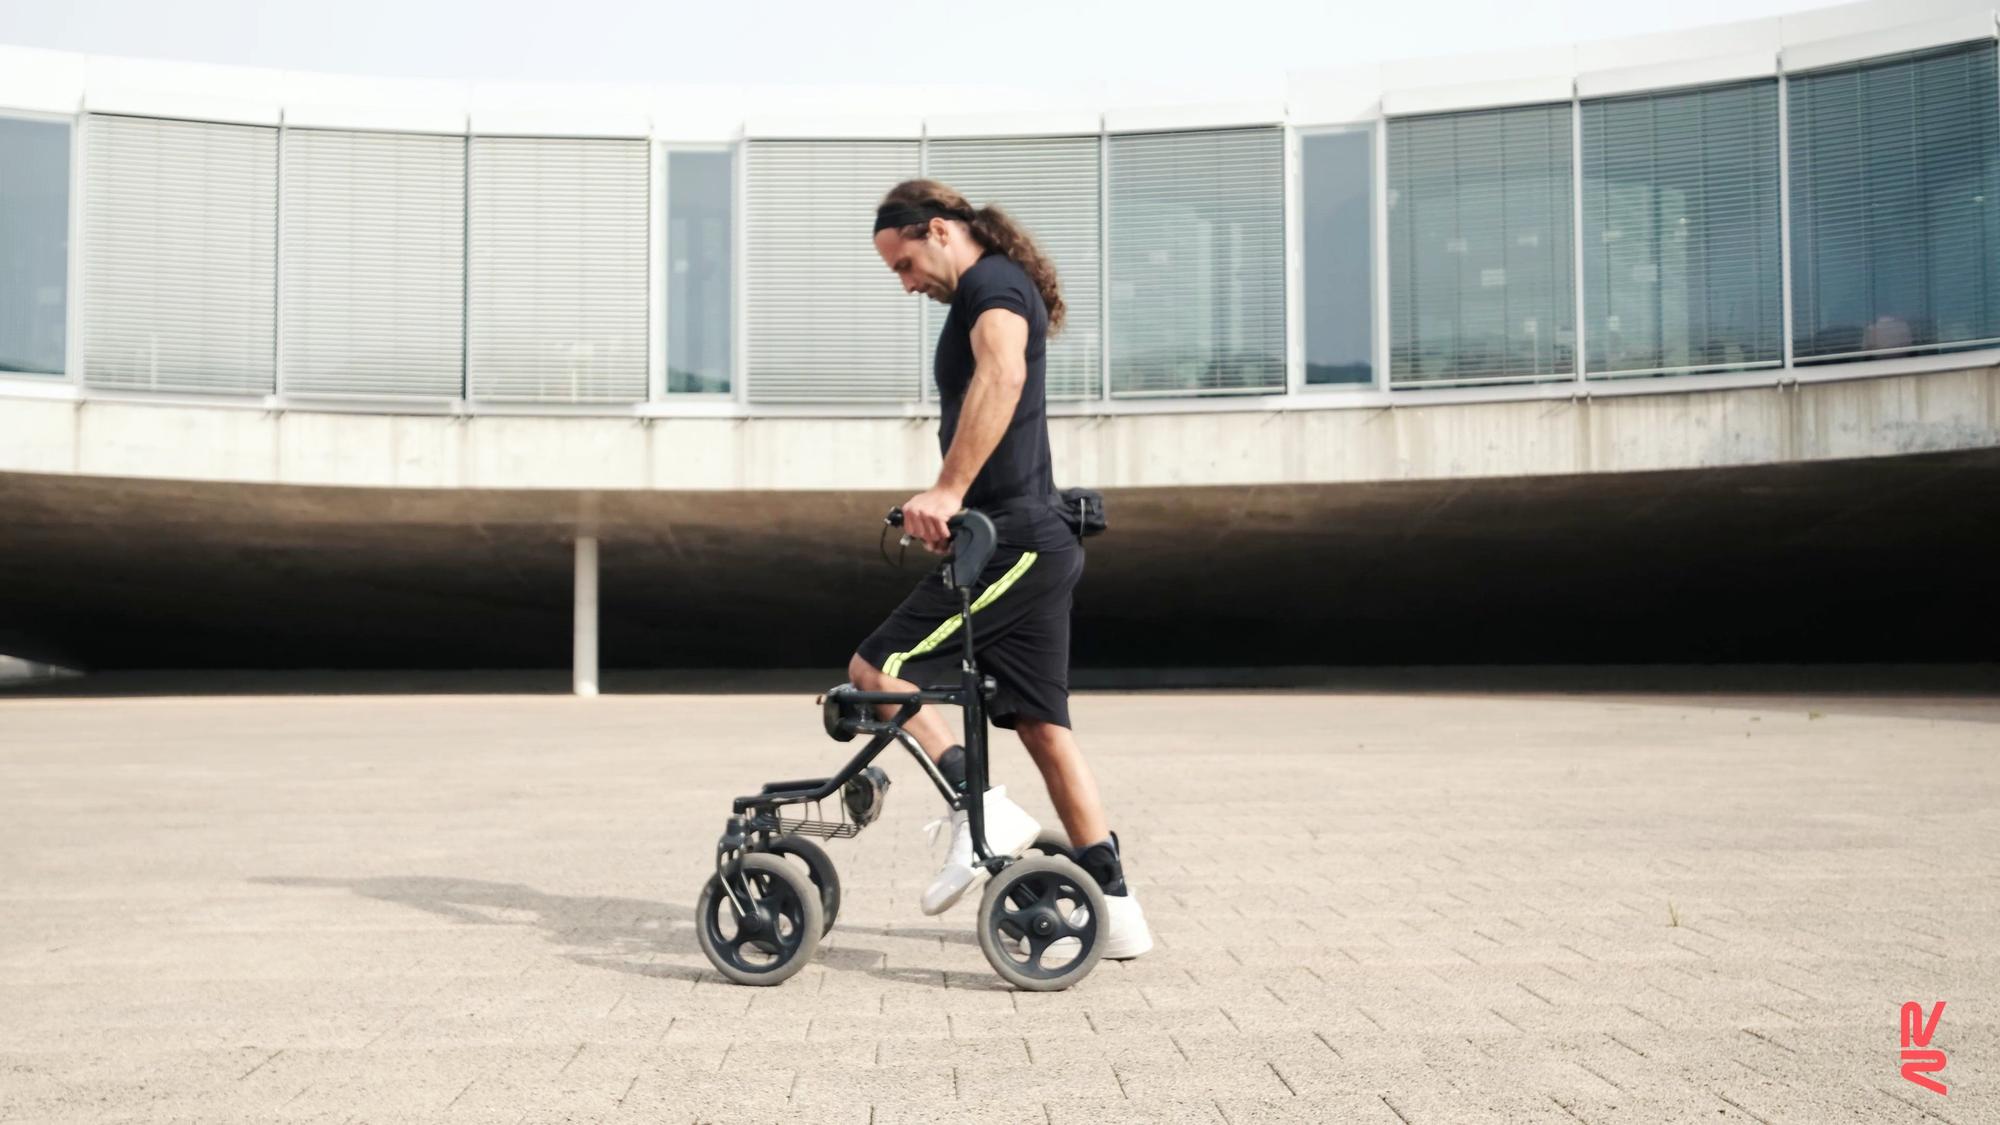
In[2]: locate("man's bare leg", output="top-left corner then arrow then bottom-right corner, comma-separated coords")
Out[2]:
1016,714 -> 1152,958
848,653 -> 957,764
851,654 -> 1046,915
1013,717 -> 1109,847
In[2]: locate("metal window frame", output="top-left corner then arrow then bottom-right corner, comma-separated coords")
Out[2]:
68,110 -> 84,387
1284,122 -> 1303,395
1570,96 -> 1586,383
1373,116 -> 1390,393
9,24 -> 2000,421
273,111 -> 287,400
650,139 -> 667,403
917,128 -> 929,406
1104,126 -> 1120,402
733,136 -> 748,407
1777,72 -> 1797,369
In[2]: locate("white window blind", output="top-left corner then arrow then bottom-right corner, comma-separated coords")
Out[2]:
1388,103 -> 1575,385
744,139 -> 920,404
1582,80 -> 1783,377
1106,128 -> 1286,397
280,128 -> 465,399
1789,41 -> 2000,361
84,114 -> 277,395
925,136 -> 1102,401
467,136 -> 649,403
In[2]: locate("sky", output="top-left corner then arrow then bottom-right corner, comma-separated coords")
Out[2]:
0,0 -> 1854,94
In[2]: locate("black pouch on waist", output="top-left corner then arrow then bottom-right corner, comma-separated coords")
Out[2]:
1056,487 -> 1108,540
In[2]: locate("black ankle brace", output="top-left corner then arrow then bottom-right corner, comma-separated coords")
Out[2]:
936,744 -> 968,794
1076,835 -> 1127,896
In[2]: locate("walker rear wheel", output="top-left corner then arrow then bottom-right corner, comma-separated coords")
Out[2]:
1025,829 -> 1074,860
761,835 -> 841,937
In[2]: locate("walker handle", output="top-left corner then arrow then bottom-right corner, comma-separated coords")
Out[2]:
882,508 -> 997,589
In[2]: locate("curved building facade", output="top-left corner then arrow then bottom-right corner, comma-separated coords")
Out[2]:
2,0 -> 1999,679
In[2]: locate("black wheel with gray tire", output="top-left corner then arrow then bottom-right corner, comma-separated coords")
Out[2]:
695,852 -> 823,986
761,835 -> 841,937
975,854 -> 1106,991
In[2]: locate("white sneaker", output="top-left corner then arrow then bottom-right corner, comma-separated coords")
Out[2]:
1098,889 -> 1153,960
921,785 -> 1041,916
1015,890 -> 1152,963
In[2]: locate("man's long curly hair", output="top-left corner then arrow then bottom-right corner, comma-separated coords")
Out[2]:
878,179 -> 1065,335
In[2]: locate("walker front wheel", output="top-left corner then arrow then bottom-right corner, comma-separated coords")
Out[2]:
696,852 -> 823,986
975,855 -> 1106,991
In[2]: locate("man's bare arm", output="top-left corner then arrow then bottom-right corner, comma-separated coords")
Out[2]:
898,308 -> 1030,550
938,309 -> 1029,495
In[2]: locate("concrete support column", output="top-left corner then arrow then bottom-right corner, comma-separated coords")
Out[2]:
573,536 -> 599,697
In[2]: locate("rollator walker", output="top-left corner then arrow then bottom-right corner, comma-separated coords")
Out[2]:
695,507 -> 1108,990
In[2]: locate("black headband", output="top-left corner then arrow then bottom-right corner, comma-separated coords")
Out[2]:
873,202 -> 972,235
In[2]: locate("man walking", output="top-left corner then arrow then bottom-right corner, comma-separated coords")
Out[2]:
847,179 -> 1150,959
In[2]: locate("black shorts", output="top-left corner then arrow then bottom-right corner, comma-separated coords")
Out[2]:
856,543 -> 1083,730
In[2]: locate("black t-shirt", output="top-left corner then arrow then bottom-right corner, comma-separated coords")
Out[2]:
935,253 -> 1075,550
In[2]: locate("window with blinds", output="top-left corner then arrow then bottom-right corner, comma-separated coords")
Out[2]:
1388,103 -> 1575,385
84,114 -> 277,395
744,139 -> 921,404
1106,128 -> 1285,397
925,135 -> 1102,401
1582,80 -> 1783,377
0,116 -> 69,377
466,136 -> 649,404
280,128 -> 465,399
1789,40 -> 2000,361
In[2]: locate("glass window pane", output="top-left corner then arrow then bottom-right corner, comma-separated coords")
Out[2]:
0,116 -> 71,377
668,150 -> 733,395
1107,128 -> 1286,397
1301,129 -> 1374,386
1388,103 -> 1575,385
1581,80 -> 1783,377
1789,41 -> 2000,360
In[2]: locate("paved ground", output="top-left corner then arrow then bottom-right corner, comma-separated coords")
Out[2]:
1,689 -> 1995,1124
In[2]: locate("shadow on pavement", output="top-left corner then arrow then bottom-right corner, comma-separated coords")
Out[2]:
250,874 -> 975,989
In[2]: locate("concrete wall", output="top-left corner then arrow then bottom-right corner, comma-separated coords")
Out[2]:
4,364 -> 1996,493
